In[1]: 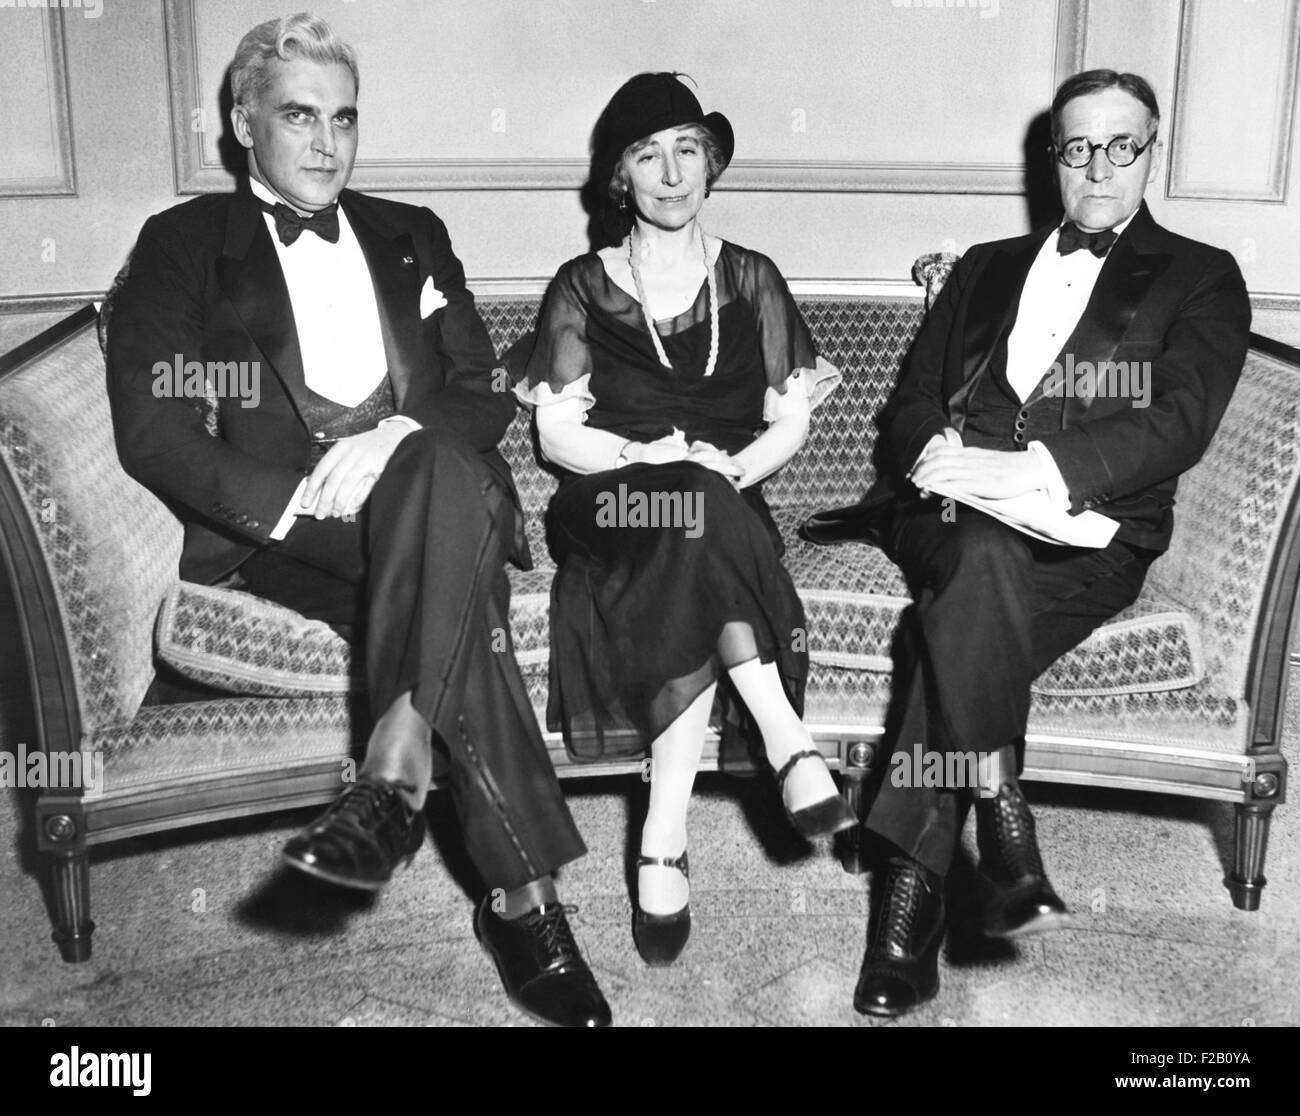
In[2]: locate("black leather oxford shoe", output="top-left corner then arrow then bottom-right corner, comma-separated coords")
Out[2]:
854,855 -> 946,1018
976,781 -> 1070,938
798,498 -> 892,548
476,899 -> 612,1028
281,775 -> 426,891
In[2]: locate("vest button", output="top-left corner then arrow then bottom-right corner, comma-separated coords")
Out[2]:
1015,419 -> 1027,430
1013,432 -> 1026,444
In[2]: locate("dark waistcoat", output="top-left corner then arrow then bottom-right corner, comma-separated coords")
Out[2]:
959,334 -> 1066,452
300,377 -> 397,467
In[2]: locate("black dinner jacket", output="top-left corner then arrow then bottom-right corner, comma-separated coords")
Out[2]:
871,202 -> 1251,551
107,181 -> 518,584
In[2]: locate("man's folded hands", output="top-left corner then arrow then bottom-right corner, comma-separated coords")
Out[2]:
910,427 -> 1047,502
299,421 -> 416,520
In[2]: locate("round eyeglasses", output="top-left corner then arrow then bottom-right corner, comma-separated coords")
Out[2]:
1052,133 -> 1158,169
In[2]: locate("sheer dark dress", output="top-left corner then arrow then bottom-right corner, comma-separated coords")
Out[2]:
519,241 -> 827,765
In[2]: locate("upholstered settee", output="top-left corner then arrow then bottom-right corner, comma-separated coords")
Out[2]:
0,275 -> 1295,964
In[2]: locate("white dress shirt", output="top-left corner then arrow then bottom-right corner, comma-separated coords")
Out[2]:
250,177 -> 387,406
1005,209 -> 1137,505
248,179 -> 417,537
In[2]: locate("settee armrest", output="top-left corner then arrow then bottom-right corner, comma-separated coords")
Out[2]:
1142,340 -> 1300,732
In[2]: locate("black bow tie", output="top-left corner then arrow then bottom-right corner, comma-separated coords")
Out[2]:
1057,221 -> 1117,258
260,199 -> 340,246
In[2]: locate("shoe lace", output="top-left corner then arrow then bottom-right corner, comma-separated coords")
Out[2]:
321,778 -> 415,857
522,903 -> 582,964
987,785 -> 1046,881
871,862 -> 929,959
329,777 -> 398,826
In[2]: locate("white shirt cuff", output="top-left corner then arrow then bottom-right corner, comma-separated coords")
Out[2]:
269,478 -> 312,541
379,415 -> 421,433
1028,441 -> 1070,511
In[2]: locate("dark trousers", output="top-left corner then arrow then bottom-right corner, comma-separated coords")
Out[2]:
241,428 -> 587,891
864,498 -> 1155,876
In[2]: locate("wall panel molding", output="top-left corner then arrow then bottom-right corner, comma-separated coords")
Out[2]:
1054,0 -> 1089,80
0,9 -> 76,198
1168,0 -> 1299,202
165,0 -> 1087,197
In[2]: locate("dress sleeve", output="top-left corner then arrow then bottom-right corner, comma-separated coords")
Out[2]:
513,261 -> 595,411
747,250 -> 840,419
761,354 -> 843,422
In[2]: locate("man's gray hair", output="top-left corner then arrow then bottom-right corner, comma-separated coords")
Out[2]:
230,12 -> 359,108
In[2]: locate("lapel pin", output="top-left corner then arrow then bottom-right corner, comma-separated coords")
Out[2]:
401,255 -> 415,266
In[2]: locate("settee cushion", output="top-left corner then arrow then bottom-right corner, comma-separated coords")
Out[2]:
156,569 -> 558,697
771,509 -> 1204,693
155,506 -> 1205,701
156,582 -> 359,696
799,592 -> 1203,694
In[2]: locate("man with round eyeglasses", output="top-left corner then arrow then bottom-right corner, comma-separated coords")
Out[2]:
802,69 -> 1251,1018
1054,132 -> 1158,171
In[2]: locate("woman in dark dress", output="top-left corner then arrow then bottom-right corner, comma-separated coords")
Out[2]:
516,74 -> 848,965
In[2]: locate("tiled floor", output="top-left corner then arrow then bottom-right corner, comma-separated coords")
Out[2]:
2,701 -> 1297,1028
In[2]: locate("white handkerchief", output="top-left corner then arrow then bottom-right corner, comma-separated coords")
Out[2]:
420,276 -> 447,319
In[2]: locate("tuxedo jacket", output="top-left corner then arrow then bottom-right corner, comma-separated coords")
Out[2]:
107,182 -> 517,584
871,202 -> 1251,552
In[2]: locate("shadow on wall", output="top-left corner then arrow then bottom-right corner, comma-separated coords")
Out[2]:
1023,109 -> 1062,232
217,65 -> 247,179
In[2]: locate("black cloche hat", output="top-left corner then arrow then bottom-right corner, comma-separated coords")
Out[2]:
592,72 -> 735,183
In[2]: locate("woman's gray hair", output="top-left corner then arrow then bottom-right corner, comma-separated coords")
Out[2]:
230,13 -> 359,108
607,123 -> 727,203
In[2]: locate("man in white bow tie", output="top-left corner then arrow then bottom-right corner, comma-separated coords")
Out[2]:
106,13 -> 609,1027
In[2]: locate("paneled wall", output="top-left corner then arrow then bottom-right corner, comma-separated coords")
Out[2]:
0,0 -> 1297,337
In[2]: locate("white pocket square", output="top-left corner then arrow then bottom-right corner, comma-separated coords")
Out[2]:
420,276 -> 448,319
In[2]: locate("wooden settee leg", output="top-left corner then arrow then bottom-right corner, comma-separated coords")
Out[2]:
49,849 -> 94,962
1228,802 -> 1274,912
836,741 -> 877,874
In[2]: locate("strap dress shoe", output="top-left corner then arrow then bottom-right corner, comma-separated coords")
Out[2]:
633,850 -> 691,966
476,899 -> 612,1027
281,775 -> 427,891
976,782 -> 1069,938
854,855 -> 945,1018
774,750 -> 858,839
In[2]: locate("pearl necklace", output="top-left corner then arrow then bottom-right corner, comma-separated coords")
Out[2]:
628,223 -> 720,378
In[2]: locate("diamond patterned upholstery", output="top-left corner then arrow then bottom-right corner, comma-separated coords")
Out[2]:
3,292 -> 1294,767
156,582 -> 360,696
